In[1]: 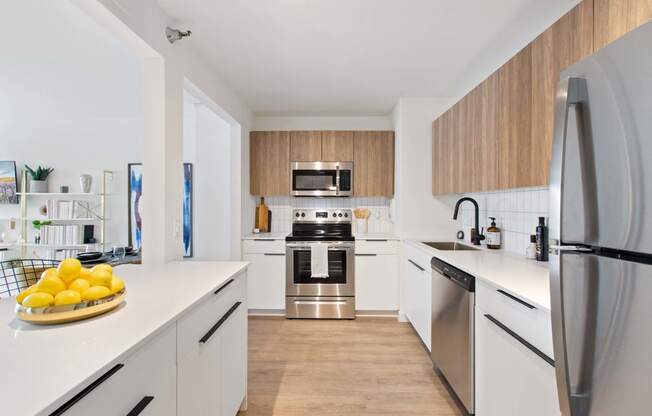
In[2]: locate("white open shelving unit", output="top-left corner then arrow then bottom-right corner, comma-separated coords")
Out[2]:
6,170 -> 114,258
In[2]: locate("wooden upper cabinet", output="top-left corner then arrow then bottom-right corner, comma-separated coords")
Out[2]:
290,131 -> 322,161
250,131 -> 290,196
531,0 -> 593,185
480,72 -> 499,192
353,131 -> 395,197
321,131 -> 354,161
594,0 -> 652,50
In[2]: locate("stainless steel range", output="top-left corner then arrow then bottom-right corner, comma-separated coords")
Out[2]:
285,209 -> 355,319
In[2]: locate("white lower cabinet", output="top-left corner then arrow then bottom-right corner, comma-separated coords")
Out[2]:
355,240 -> 399,311
178,276 -> 247,416
475,304 -> 560,416
243,239 -> 286,310
55,323 -> 177,416
403,245 -> 432,350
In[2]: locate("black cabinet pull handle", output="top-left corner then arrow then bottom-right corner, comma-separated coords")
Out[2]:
199,301 -> 242,344
355,253 -> 377,257
253,238 -> 275,241
408,259 -> 425,271
366,239 -> 388,242
263,253 -> 285,256
214,279 -> 234,295
484,314 -> 554,367
49,364 -> 124,415
126,396 -> 154,416
497,289 -> 536,309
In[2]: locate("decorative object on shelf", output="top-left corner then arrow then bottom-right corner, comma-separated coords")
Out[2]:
0,161 -> 18,204
39,204 -> 47,216
25,165 -> 54,193
79,174 -> 92,193
31,220 -> 51,244
128,163 -> 193,256
183,163 -> 193,257
59,186 -> 69,193
254,197 -> 269,232
353,208 -> 370,233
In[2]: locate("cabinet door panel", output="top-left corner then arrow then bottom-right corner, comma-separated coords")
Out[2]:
59,325 -> 177,416
594,0 -> 652,50
475,306 -> 560,416
220,303 -> 247,416
355,254 -> 399,310
250,131 -> 290,196
353,131 -> 395,196
531,0 -> 593,185
321,131 -> 354,161
290,131 -> 322,161
243,253 -> 285,310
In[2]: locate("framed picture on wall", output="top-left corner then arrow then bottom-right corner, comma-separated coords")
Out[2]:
127,163 -> 143,251
0,161 -> 19,204
127,163 -> 193,257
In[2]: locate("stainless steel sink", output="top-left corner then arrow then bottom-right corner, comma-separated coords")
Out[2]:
422,241 -> 479,251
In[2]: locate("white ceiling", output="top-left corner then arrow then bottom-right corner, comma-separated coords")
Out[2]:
158,0 -> 580,116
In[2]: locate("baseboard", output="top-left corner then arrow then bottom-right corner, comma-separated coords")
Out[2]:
355,310 -> 399,318
248,309 -> 285,316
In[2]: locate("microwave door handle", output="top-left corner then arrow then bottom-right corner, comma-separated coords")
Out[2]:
335,165 -> 340,196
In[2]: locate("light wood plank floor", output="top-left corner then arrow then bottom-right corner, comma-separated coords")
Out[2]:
240,316 -> 461,416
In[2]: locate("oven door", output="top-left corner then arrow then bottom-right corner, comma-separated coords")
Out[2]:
286,241 -> 355,296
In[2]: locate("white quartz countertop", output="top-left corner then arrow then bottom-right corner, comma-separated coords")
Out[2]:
242,232 -> 288,240
405,240 -> 551,310
0,261 -> 248,416
354,233 -> 400,240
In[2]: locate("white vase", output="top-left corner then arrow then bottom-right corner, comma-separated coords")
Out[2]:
80,174 -> 93,193
29,180 -> 47,193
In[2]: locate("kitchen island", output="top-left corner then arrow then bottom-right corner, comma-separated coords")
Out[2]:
0,261 -> 248,416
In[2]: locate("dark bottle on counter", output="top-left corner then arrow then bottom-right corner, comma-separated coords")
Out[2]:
535,217 -> 549,262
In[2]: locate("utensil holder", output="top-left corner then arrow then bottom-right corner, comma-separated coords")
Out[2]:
356,218 -> 368,233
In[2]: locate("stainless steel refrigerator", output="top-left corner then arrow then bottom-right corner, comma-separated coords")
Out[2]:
549,20 -> 652,416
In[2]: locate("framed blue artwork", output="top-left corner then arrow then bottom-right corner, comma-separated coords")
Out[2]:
128,163 -> 193,257
0,161 -> 18,204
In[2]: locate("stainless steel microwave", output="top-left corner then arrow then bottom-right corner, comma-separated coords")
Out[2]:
290,161 -> 353,197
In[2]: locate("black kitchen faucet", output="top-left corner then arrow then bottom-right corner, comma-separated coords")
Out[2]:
453,197 -> 485,245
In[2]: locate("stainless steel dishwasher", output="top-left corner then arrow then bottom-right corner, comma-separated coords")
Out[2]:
431,256 -> 475,416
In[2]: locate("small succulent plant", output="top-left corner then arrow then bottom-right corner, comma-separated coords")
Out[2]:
25,165 -> 54,181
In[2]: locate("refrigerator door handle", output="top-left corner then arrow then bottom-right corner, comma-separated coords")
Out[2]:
549,76 -> 588,244
549,77 -> 591,416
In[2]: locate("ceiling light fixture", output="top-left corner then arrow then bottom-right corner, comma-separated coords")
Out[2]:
166,26 -> 192,44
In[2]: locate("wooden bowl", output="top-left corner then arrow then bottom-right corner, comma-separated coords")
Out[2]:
15,289 -> 126,325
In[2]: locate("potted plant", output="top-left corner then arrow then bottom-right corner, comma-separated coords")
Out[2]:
24,165 -> 54,193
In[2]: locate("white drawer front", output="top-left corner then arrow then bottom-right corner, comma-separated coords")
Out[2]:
53,324 -> 177,416
243,239 -> 286,254
476,279 -> 553,358
356,240 -> 399,255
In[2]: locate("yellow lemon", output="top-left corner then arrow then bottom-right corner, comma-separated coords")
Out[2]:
57,258 -> 82,284
36,275 -> 66,296
110,276 -> 125,294
54,290 -> 82,306
16,285 -> 38,305
79,267 -> 92,281
40,268 -> 59,280
22,292 -> 54,308
81,286 -> 111,301
68,278 -> 91,295
89,269 -> 113,288
91,264 -> 113,274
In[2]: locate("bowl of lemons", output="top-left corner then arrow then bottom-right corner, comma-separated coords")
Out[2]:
14,258 -> 126,324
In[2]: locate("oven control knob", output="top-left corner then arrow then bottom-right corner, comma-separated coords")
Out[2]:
344,213 -> 348,218
338,213 -> 343,217
295,212 -> 300,217
301,212 -> 306,218
332,213 -> 337,218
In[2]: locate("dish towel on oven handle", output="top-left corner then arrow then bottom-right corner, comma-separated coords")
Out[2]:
310,242 -> 330,278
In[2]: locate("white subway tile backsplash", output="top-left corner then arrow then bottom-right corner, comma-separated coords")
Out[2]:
455,186 -> 549,255
256,196 -> 394,234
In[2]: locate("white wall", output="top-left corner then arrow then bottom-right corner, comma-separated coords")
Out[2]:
254,115 -> 394,131
73,0 -> 254,263
184,94 -> 233,260
0,0 -> 143,251
392,97 -> 459,240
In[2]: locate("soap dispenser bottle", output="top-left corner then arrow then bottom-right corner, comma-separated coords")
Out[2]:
486,217 -> 501,249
